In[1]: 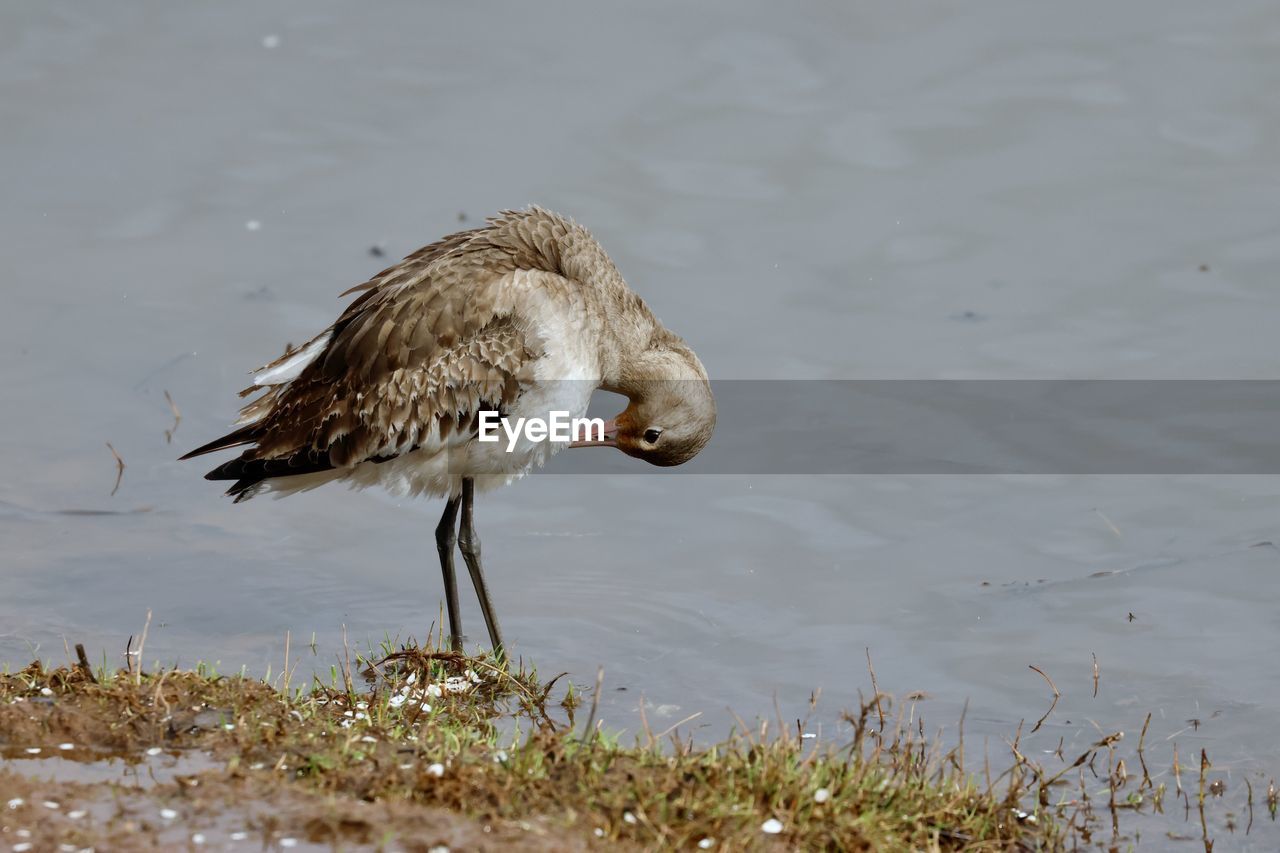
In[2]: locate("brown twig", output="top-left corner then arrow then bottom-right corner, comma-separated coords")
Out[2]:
340,623 -> 353,695
106,442 -> 126,496
638,694 -> 655,749
151,669 -> 172,716
74,643 -> 98,684
282,630 -> 291,693
1137,712 -> 1153,791
1028,665 -> 1060,733
1173,742 -> 1183,799
1245,777 -> 1255,834
1091,652 -> 1100,698
655,711 -> 703,741
866,647 -> 885,730
1093,507 -> 1122,537
1198,748 -> 1210,805
582,666 -> 604,745
729,707 -> 758,748
163,390 -> 182,444
134,609 -> 152,686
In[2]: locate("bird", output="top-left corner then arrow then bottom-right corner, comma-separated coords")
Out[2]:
181,207 -> 716,658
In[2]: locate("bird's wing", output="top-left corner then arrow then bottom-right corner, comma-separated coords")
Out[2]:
185,210 -> 578,497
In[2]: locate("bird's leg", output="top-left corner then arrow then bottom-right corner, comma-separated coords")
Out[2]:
458,478 -> 506,659
434,493 -> 464,652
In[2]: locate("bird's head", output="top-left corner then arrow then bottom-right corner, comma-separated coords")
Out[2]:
572,338 -> 716,467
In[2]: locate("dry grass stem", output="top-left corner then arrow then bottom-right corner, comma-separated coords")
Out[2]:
163,390 -> 182,443
106,442 -> 125,496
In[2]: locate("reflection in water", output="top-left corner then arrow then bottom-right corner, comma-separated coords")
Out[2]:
1,749 -> 220,788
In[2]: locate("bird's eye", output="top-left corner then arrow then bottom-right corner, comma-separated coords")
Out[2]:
643,427 -> 663,444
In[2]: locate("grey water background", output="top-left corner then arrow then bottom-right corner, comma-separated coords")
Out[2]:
3,1 -> 1280,843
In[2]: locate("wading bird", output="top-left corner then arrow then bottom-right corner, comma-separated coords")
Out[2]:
182,208 -> 715,657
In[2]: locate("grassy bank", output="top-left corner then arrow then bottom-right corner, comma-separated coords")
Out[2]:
10,635 -> 1262,851
0,640 -> 1072,851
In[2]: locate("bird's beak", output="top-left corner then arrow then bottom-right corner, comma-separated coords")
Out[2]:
569,418 -> 618,448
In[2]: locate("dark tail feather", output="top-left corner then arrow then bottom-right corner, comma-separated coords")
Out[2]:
179,424 -> 261,461
183,425 -> 339,502
204,449 -> 337,502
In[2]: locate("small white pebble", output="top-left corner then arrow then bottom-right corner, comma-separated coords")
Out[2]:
354,712 -> 367,721
160,808 -> 178,820
59,845 -> 77,852
419,702 -> 432,712
67,810 -> 86,819
388,694 -> 407,708
40,687 -> 53,696
814,787 -> 831,803
6,797 -> 23,809
191,833 -> 206,845
279,838 -> 298,848
623,812 -> 637,824
593,828 -> 605,838
245,220 -> 261,232
229,832 -> 248,841
146,747 -> 163,756
698,839 -> 716,850
360,735 -> 378,743
427,846 -> 449,853
425,684 -> 443,698
399,763 -> 414,770
42,801 -> 59,809
801,732 -> 816,739
58,743 -> 75,751
761,818 -> 784,834
426,762 -> 445,777
15,831 -> 31,839
24,747 -> 40,754
261,34 -> 280,49
14,842 -> 33,852
406,671 -> 417,685
493,750 -> 508,763
223,723 -> 235,731
356,701 -> 368,710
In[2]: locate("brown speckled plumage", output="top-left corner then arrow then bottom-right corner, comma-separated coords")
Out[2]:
182,207 -> 716,500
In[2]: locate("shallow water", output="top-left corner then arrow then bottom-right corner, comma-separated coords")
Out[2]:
1,748 -> 219,788
4,1 -> 1280,845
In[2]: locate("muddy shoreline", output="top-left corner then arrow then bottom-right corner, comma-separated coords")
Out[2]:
1,648 -> 1059,851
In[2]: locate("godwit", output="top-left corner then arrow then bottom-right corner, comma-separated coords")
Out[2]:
182,207 -> 716,656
